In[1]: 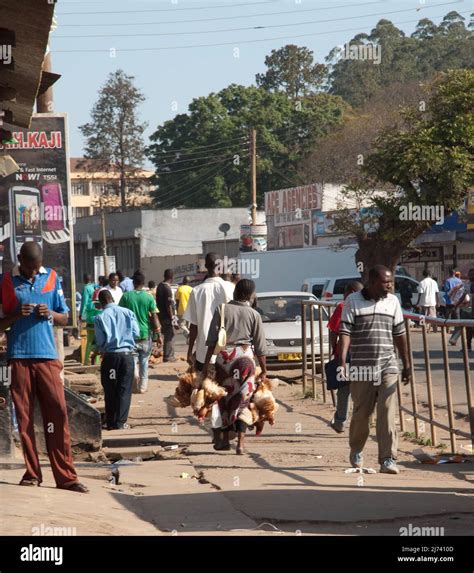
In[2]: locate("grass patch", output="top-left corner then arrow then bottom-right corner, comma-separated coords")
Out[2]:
402,431 -> 433,447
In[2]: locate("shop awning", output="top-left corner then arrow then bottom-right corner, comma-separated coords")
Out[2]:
0,0 -> 55,128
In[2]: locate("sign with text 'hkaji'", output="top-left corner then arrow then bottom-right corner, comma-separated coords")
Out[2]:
0,113 -> 76,324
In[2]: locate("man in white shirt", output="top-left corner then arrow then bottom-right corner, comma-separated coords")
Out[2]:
183,253 -> 232,371
104,272 -> 123,305
416,268 -> 439,333
221,273 -> 236,301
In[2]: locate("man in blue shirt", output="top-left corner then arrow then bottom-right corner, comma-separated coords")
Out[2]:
0,242 -> 88,493
444,267 -> 463,321
117,270 -> 134,293
94,289 -> 139,430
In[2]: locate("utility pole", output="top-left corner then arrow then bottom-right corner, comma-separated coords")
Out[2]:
100,195 -> 109,276
250,128 -> 257,225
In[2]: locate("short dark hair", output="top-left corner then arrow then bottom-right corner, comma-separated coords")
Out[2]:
98,289 -> 114,306
182,276 -> 191,285
423,269 -> 432,278
19,241 -> 42,262
368,265 -> 391,282
98,275 -> 108,287
83,273 -> 93,283
345,280 -> 363,294
116,270 -> 124,281
148,280 -> 156,289
108,272 -> 118,280
205,252 -> 220,271
234,279 -> 256,302
164,268 -> 174,281
133,272 -> 146,287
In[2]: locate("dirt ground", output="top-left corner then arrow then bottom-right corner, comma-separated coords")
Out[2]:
1,340 -> 473,537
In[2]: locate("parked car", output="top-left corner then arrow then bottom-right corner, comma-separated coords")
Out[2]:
302,273 -> 420,306
255,291 -> 330,369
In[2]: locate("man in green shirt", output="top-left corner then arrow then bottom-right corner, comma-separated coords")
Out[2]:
80,273 -> 98,365
120,272 -> 161,393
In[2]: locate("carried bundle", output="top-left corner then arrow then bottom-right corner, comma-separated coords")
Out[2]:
191,377 -> 227,421
239,377 -> 279,435
165,367 -> 199,408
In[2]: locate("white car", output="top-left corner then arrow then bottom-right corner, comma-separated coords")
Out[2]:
302,274 -> 420,307
255,291 -> 330,369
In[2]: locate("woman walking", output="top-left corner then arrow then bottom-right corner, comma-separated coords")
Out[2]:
202,279 -> 267,455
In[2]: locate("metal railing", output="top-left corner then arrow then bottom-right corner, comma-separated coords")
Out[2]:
301,300 -> 474,452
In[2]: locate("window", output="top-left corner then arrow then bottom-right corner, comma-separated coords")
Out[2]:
312,283 -> 326,298
333,278 -> 361,296
73,207 -> 90,218
71,183 -> 87,196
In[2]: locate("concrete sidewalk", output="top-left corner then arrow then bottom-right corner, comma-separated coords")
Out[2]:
1,358 -> 473,536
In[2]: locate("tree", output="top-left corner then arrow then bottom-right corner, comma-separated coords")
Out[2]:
147,84 -> 345,208
256,45 -> 326,99
327,13 -> 473,107
301,81 -> 424,184
329,70 -> 474,279
79,70 -> 148,211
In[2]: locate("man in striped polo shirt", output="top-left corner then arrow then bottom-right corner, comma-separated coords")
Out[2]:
339,265 -> 411,474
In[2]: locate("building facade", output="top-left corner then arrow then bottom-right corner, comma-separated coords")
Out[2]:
73,207 -> 265,288
70,158 -> 155,218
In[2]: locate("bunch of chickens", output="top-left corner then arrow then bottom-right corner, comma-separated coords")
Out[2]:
166,366 -> 279,434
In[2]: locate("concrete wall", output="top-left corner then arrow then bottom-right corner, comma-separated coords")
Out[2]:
141,253 -> 201,284
140,208 -> 265,258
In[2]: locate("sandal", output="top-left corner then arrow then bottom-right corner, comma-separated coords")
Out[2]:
57,482 -> 89,493
19,478 -> 41,487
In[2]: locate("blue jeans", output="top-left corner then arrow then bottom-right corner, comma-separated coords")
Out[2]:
334,383 -> 351,426
134,337 -> 153,392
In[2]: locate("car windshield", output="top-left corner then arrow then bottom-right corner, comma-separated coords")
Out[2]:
256,296 -> 328,322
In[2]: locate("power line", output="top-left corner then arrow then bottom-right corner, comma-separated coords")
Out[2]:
149,138 -> 249,160
148,134 -> 247,155
56,1 -> 384,29
156,150 -> 248,175
54,9 -> 468,53
156,161 -> 234,205
155,145 -> 249,168
57,0 -> 277,16
55,2 -> 459,39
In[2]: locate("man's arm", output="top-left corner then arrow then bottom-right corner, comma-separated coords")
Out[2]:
93,317 -> 106,353
187,323 -> 198,365
394,334 -> 411,384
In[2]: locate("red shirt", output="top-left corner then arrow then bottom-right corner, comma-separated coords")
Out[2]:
328,302 -> 344,357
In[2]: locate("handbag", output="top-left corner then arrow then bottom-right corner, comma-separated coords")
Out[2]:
325,357 -> 349,390
213,304 -> 227,355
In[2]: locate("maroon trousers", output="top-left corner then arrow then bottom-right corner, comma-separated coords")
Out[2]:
10,359 -> 78,487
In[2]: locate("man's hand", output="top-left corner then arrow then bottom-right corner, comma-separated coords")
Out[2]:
17,304 -> 35,317
401,366 -> 412,385
36,304 -> 50,318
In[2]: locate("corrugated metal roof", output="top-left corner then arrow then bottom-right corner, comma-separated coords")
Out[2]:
0,0 -> 54,128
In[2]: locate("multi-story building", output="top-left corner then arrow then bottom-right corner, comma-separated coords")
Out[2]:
70,157 -> 155,218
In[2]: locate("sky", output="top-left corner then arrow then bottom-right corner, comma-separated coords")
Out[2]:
50,0 -> 470,159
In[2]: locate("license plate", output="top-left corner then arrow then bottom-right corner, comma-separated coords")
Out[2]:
278,353 -> 302,361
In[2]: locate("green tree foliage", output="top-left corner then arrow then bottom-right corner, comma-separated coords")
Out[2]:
256,44 -> 326,99
330,70 -> 474,277
148,84 -> 345,208
79,70 -> 147,211
328,12 -> 473,107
